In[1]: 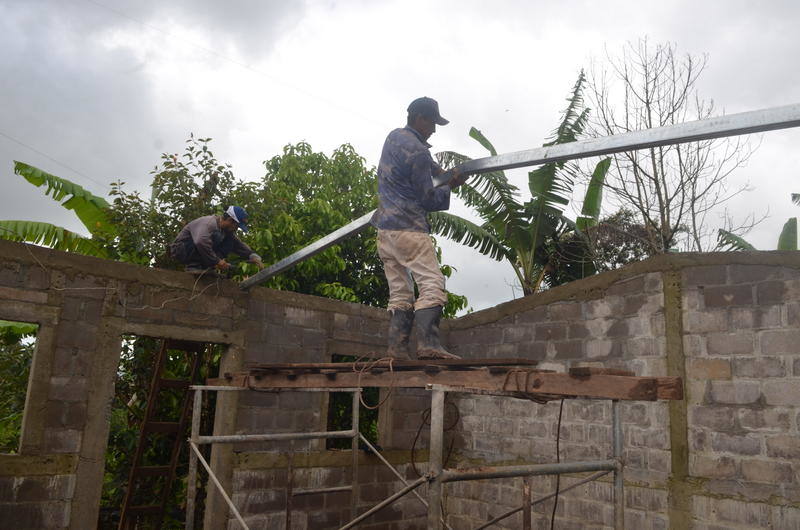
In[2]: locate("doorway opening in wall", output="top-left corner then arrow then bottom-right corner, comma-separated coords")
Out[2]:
326,354 -> 380,450
0,319 -> 38,454
98,335 -> 224,529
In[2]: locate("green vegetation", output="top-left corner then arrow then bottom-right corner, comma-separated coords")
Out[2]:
0,320 -> 37,453
433,72 -> 611,294
718,194 -> 799,251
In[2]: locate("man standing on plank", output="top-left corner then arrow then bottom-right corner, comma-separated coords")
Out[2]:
371,97 -> 466,360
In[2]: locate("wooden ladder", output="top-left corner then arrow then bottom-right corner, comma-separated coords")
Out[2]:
118,339 -> 206,529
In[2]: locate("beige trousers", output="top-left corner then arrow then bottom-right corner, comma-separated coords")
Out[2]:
377,229 -> 447,311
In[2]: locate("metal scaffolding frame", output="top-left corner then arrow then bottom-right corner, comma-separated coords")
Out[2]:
185,383 -> 627,530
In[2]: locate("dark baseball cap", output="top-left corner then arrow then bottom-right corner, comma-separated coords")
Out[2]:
407,97 -> 449,126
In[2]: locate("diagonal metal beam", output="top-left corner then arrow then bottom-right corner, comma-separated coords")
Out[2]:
240,103 -> 800,290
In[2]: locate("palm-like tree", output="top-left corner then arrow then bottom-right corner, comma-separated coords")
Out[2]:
432,72 -> 610,295
0,161 -> 113,257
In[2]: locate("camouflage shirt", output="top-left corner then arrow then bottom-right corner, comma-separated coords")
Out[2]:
370,126 -> 451,233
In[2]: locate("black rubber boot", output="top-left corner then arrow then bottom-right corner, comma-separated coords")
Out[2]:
414,306 -> 461,360
386,309 -> 414,359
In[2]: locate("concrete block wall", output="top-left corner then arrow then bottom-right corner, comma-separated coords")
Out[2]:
2,238 -> 800,529
683,263 -> 800,529
442,270 -> 671,529
438,254 -> 800,529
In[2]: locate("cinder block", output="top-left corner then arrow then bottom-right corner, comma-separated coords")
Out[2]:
708,381 -> 761,405
731,306 -> 782,330
732,357 -> 786,378
729,264 -> 794,284
684,310 -> 729,333
585,297 -> 623,319
60,297 -> 103,322
624,337 -> 658,357
534,322 -> 567,341
738,409 -> 791,432
741,459 -> 794,484
772,505 -> 800,529
683,266 -> 727,287
45,400 -> 87,429
47,376 -> 88,403
690,455 -> 738,479
763,380 -> 800,406
607,275 -> 645,296
711,433 -> 762,456
549,301 -> 583,320
502,326 -> 533,343
761,329 -> 800,355
51,346 -> 91,377
553,340 -> 583,359
687,359 -> 731,380
691,405 -> 736,431
42,428 -> 82,453
788,303 -> 800,327
515,305 -> 547,324
756,281 -> 787,305
62,274 -> 108,299
516,341 -> 547,360
0,286 -> 48,304
703,284 -> 754,307
55,321 -> 99,350
714,498 -> 771,527
625,486 -> 667,512
706,332 -> 754,356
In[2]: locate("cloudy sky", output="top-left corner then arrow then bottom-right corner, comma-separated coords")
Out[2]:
2,0 -> 799,312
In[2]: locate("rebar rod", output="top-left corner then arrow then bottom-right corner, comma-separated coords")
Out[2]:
189,441 -> 249,529
337,475 -> 430,530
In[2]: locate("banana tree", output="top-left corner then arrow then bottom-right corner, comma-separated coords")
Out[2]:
433,72 -> 610,295
718,193 -> 799,251
0,161 -> 113,257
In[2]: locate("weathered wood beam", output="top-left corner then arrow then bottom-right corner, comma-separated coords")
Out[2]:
209,369 -> 683,401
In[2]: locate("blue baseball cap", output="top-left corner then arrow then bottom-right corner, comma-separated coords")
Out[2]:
226,205 -> 249,233
407,97 -> 449,126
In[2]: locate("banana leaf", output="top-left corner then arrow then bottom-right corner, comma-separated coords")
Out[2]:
717,229 -> 756,251
777,217 -> 797,251
576,158 -> 611,230
0,220 -> 108,257
13,161 -> 113,235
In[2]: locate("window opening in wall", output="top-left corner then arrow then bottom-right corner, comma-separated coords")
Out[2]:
326,354 -> 380,450
0,319 -> 38,454
98,335 -> 223,529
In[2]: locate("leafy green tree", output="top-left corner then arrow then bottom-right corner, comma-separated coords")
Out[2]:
718,194 -> 799,251
0,320 -> 38,453
433,72 -> 610,295
110,138 -> 467,314
108,134 -> 238,267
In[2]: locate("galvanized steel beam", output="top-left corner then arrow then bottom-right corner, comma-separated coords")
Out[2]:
240,103 -> 800,289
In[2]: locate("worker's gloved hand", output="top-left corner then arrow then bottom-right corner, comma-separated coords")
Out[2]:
447,168 -> 468,189
249,253 -> 264,270
215,259 -> 231,271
